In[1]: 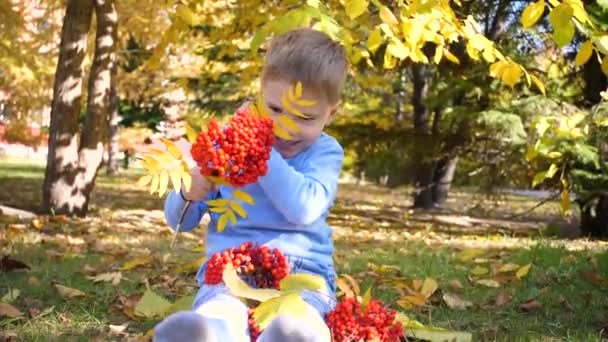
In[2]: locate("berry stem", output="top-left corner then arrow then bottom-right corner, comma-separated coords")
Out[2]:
171,200 -> 192,249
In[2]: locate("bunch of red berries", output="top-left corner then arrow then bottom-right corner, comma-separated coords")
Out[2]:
326,296 -> 403,342
248,307 -> 262,342
203,242 -> 291,289
190,108 -> 274,187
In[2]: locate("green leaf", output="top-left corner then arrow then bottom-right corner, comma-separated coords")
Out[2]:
360,287 -> 372,311
549,2 -> 573,29
279,274 -> 326,292
162,294 -> 196,317
233,189 -> 255,205
532,171 -> 548,188
345,0 -> 368,19
521,0 -> 545,28
184,122 -> 198,143
552,21 -> 575,47
253,292 -> 310,330
222,263 -> 281,302
135,289 -> 172,318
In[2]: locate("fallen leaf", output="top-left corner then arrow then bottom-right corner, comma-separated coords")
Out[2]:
87,272 -> 122,286
49,214 -> 68,222
134,289 -> 172,318
498,263 -> 520,273
31,218 -> 45,230
122,255 -> 154,270
406,326 -> 472,342
163,294 -> 196,317
516,263 -> 532,279
109,322 -> 129,334
81,264 -> 97,274
340,274 -> 361,296
175,257 -> 205,273
420,278 -> 438,299
494,291 -> 511,307
560,255 -> 577,265
474,279 -> 501,288
559,295 -> 574,311
470,266 -> 489,276
0,302 -> 23,318
442,292 -> 473,310
579,270 -> 607,286
519,298 -> 542,312
27,276 -> 40,287
448,279 -> 464,290
455,248 -> 485,263
2,289 -> 20,303
0,255 -> 30,272
54,284 -> 85,299
336,278 -> 354,298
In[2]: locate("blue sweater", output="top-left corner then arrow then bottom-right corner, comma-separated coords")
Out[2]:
164,132 -> 344,286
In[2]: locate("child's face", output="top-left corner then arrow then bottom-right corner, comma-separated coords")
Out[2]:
262,79 -> 338,158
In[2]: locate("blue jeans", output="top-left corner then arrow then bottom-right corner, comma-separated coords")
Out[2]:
192,256 -> 337,341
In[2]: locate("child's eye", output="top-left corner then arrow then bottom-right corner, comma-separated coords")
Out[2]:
269,106 -> 282,114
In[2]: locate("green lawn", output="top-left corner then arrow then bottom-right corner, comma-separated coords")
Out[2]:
2,157 -> 608,341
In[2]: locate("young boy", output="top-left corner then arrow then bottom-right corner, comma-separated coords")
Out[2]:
154,28 -> 348,342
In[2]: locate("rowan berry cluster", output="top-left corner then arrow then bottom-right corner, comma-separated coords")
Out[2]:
326,296 -> 403,342
190,108 -> 274,187
203,242 -> 291,289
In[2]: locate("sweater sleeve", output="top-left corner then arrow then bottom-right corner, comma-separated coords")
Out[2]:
257,137 -> 344,226
164,190 -> 216,232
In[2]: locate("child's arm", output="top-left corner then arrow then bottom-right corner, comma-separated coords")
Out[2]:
164,166 -> 218,231
258,137 -> 344,226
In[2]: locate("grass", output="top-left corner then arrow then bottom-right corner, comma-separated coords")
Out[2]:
1,157 -> 608,341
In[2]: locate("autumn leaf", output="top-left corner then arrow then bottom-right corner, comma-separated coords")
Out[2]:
341,274 -> 361,296
360,287 -> 372,311
336,278 -> 354,298
31,218 -> 45,230
494,291 -> 512,307
516,263 -> 532,279
455,248 -> 485,263
442,292 -> 473,310
122,255 -> 154,271
163,294 -> 196,317
0,302 -> 23,318
54,284 -> 85,299
420,278 -> 438,299
449,279 -> 464,290
473,279 -> 501,288
406,327 -> 473,342
253,292 -> 311,330
222,263 -> 281,302
279,274 -> 326,292
232,189 -> 255,205
519,298 -> 542,312
87,272 -> 122,286
175,257 -> 205,273
470,266 -> 489,276
521,0 -> 545,28
2,289 -> 20,303
498,263 -> 520,273
134,289 -> 172,318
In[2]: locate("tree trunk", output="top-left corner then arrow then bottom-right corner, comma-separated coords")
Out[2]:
106,60 -> 120,176
43,0 -> 94,214
432,156 -> 459,206
411,63 -> 435,209
580,194 -> 608,238
43,0 -> 117,216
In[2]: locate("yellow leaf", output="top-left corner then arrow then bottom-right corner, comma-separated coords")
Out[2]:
341,274 -> 361,296
207,176 -> 231,186
158,170 -> 169,197
279,274 -> 326,292
184,122 -> 198,143
502,63 -> 523,88
530,74 -> 546,95
281,92 -> 306,118
223,263 -> 281,302
135,289 -> 172,318
175,257 -> 206,273
206,199 -> 229,207
162,139 -> 182,160
526,145 -> 538,161
498,263 -> 520,273
277,114 -> 301,134
379,6 -> 399,27
360,287 -> 372,311
470,266 -> 489,276
137,175 -> 153,187
547,151 -> 562,159
54,284 -> 85,299
227,209 -> 237,225
397,298 -> 415,309
442,292 -> 473,310
169,171 -> 181,193
232,189 -> 255,205
443,48 -> 460,64
148,148 -> 173,165
516,263 -> 532,279
253,292 -> 310,330
210,207 -> 228,213
336,278 -> 354,297
560,188 -> 571,214
230,201 -> 247,219
575,41 -> 593,67
141,155 -> 161,171
403,293 -> 427,306
181,171 -> 192,192
273,124 -> 293,140
552,21 -> 575,47
434,46 -> 443,64
602,55 -> 608,76
420,278 -> 438,299
489,61 -> 507,78
176,4 -> 196,26
455,248 -> 485,263
386,39 -> 409,60
549,2 -> 573,29
123,255 -> 154,270
150,174 -> 159,195
521,0 -> 545,28
0,302 -> 23,318
532,171 -> 548,188
345,0 -> 368,19
474,279 -> 501,287
217,213 -> 229,232
87,272 -> 122,286
295,81 -> 303,98
367,27 -> 383,53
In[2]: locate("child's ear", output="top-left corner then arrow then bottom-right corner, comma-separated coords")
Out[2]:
326,101 -> 341,125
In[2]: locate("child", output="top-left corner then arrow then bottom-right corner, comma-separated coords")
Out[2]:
154,28 -> 348,342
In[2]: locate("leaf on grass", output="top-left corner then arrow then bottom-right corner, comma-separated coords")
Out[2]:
560,255 -> 577,265
449,279 -> 464,290
0,255 -> 30,272
253,292 -> 310,330
0,302 -> 23,318
109,322 -> 129,334
420,278 -> 438,299
232,189 -> 255,205
31,218 -> 45,230
395,311 -> 425,329
498,263 -> 520,273
341,274 -> 361,296
406,327 -> 473,342
135,289 -> 172,318
474,279 -> 501,288
175,257 -> 206,273
442,292 -> 473,310
122,255 -> 153,270
494,291 -> 512,307
279,274 -> 326,292
223,263 -> 281,302
519,298 -> 542,312
469,266 -> 489,276
87,272 -> 122,286
2,289 -> 20,303
163,294 -> 196,317
54,284 -> 85,299
516,263 -> 532,279
455,248 -> 485,263
336,278 -> 354,298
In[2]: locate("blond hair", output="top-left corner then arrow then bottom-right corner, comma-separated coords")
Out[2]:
261,28 -> 348,105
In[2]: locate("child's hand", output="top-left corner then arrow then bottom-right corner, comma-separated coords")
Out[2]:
181,166 -> 217,201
